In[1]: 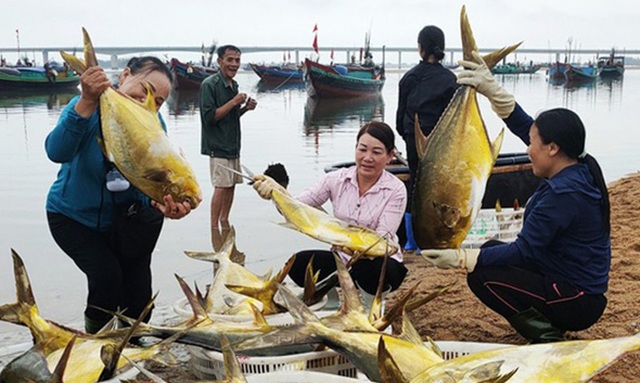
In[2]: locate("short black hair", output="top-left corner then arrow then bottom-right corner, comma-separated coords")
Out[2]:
356,121 -> 395,153
217,45 -> 242,58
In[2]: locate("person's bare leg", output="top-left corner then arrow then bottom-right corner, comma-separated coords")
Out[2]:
210,186 -> 226,244
218,185 -> 235,230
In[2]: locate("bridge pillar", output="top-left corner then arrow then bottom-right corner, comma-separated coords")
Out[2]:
398,51 -> 402,70
295,50 -> 300,65
42,51 -> 49,64
110,55 -> 119,69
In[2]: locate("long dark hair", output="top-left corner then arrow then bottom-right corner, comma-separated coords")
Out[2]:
356,121 -> 395,154
535,108 -> 610,235
126,56 -> 173,83
418,25 -> 446,61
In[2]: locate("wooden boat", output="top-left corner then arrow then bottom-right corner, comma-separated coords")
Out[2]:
303,58 -> 385,98
492,63 -> 541,75
169,58 -> 217,90
0,63 -> 79,90
597,49 -> 625,78
325,152 -> 540,210
564,63 -> 598,84
547,61 -> 569,83
249,63 -> 303,85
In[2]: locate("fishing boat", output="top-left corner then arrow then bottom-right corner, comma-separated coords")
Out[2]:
303,58 -> 385,98
564,63 -> 599,85
169,58 -> 217,90
492,62 -> 541,75
325,152 -> 540,210
0,63 -> 79,91
597,49 -> 625,78
547,61 -> 570,83
249,63 -> 303,85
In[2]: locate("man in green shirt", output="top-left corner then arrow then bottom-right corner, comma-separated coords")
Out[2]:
200,45 -> 257,243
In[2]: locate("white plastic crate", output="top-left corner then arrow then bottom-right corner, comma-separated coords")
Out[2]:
461,208 -> 524,248
435,340 -> 511,360
246,370 -> 363,383
189,346 -> 359,380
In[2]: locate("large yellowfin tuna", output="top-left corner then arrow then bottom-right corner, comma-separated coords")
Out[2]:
411,6 -> 520,248
271,188 -> 398,256
60,28 -> 202,209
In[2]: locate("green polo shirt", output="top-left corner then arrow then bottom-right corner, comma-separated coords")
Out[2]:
199,72 -> 241,158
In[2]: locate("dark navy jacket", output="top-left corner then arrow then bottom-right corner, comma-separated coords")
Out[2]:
478,104 -> 611,295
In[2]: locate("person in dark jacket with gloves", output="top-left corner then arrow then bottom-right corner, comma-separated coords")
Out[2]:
421,51 -> 611,344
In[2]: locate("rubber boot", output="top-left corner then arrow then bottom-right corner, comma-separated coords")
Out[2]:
507,307 -> 565,344
403,212 -> 418,252
84,315 -> 110,335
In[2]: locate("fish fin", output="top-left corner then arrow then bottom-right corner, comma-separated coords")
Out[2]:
175,274 -> 209,320
378,337 -> 410,383
460,6 -> 521,69
423,336 -> 444,359
303,256 -> 320,306
249,302 -> 269,327
0,249 -> 38,327
398,310 -> 424,346
273,253 -> 296,284
372,281 -> 420,331
368,255 -> 389,324
120,353 -> 167,383
59,50 -> 87,75
276,221 -> 299,230
491,127 -> 505,162
414,113 -> 430,160
51,336 -> 77,383
81,27 -> 98,68
220,335 -> 245,381
432,201 -> 462,229
142,82 -> 158,112
144,168 -> 170,183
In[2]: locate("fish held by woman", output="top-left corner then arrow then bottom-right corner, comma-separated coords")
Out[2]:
60,28 -> 202,209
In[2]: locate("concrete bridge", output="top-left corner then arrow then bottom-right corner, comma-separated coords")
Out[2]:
1,46 -> 638,69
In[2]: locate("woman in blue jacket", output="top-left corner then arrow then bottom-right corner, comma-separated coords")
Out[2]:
45,56 -> 192,334
422,52 -> 611,343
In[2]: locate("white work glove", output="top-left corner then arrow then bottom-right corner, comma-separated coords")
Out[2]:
457,51 -> 515,119
252,174 -> 287,200
420,248 -> 481,273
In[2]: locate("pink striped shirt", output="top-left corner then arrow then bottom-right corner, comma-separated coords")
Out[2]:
296,166 -> 407,262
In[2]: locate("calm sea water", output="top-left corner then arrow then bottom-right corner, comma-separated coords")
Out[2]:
0,68 -> 638,345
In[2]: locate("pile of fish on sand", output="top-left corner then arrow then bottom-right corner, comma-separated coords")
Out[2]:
61,28 -> 202,209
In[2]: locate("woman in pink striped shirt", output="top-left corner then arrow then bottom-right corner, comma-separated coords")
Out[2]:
253,121 -> 408,296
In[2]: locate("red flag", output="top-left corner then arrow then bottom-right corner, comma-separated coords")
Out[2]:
312,24 -> 318,33
312,35 -> 318,54
283,52 -> 286,62
288,51 -> 291,61
330,49 -> 334,59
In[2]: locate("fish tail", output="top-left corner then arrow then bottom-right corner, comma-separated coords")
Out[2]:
81,27 -> 98,68
0,249 -> 38,327
460,5 -> 522,69
490,127 -> 506,163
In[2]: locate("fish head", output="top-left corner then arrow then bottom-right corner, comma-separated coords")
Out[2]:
168,172 -> 203,209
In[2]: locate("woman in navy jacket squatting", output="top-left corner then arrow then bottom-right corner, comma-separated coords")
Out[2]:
422,52 -> 611,344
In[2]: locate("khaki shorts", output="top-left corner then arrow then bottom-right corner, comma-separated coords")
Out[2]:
210,157 -> 243,188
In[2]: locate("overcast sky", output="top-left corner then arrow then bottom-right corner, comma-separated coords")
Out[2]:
1,0 -> 637,61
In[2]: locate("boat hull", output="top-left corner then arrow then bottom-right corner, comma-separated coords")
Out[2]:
170,58 -> 217,90
0,67 -> 80,90
249,63 -> 303,84
303,59 -> 385,98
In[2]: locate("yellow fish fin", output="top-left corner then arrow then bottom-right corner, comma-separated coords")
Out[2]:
414,113 -> 430,160
142,82 -> 158,112
491,127 -> 505,162
59,51 -> 87,75
81,27 -> 98,68
277,221 -> 299,230
377,337 -> 409,383
460,5 -> 521,69
144,169 -> 169,183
